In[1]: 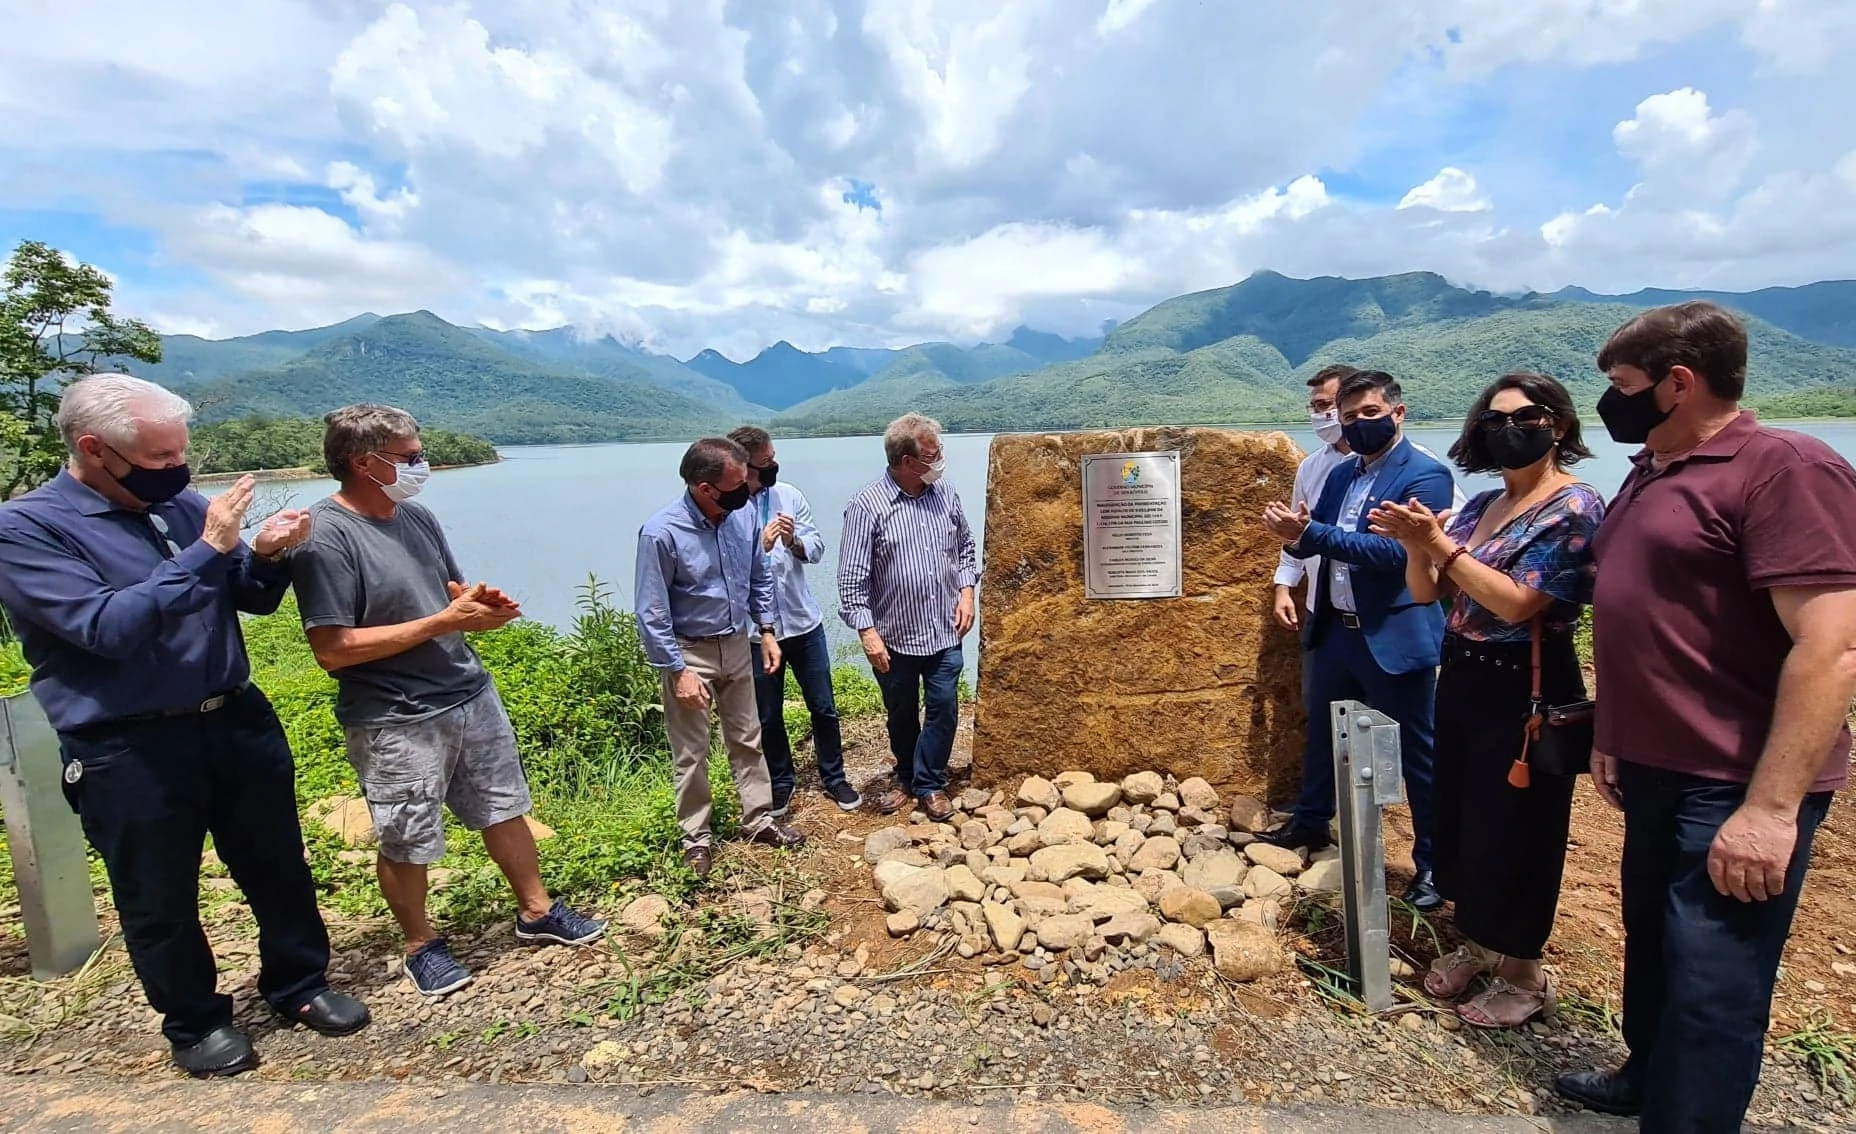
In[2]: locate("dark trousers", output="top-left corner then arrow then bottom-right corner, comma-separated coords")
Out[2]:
751,624 -> 847,796
875,646 -> 963,797
1617,761 -> 1832,1133
58,687 -> 331,1047
1294,619 -> 1438,874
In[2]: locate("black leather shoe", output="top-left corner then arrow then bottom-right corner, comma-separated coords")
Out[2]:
171,1025 -> 258,1078
276,989 -> 371,1037
1404,871 -> 1444,912
1255,824 -> 1332,853
749,821 -> 805,849
1554,1068 -> 1642,1117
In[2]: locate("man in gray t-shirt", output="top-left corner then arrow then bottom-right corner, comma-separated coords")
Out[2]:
290,404 -> 605,999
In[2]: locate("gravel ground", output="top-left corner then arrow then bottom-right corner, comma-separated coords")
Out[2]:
0,714 -> 1848,1130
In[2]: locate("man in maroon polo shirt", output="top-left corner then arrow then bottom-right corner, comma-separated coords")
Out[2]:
1554,301 -> 1856,1133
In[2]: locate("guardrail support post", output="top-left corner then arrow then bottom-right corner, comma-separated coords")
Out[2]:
1,693 -> 100,979
1330,699 -> 1404,1013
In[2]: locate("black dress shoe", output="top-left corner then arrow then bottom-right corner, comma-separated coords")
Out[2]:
276,989 -> 371,1037
1554,1068 -> 1642,1117
749,821 -> 805,849
1255,824 -> 1332,853
171,1025 -> 258,1078
1404,871 -> 1444,912
683,846 -> 713,878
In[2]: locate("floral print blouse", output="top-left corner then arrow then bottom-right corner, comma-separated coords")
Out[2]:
1443,482 -> 1606,643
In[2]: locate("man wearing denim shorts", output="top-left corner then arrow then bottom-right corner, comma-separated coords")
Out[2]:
290,404 -> 604,997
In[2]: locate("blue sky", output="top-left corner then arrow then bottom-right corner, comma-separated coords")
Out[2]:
2,0 -> 1852,359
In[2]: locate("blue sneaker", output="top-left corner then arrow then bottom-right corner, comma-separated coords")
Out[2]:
404,938 -> 472,998
515,898 -> 607,946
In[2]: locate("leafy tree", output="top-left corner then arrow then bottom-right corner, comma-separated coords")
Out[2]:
1,240 -> 162,498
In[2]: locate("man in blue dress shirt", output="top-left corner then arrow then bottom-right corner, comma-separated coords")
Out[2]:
0,374 -> 368,1078
635,437 -> 805,878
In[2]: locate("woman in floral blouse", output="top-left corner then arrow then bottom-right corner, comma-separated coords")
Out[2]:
1369,372 -> 1606,1029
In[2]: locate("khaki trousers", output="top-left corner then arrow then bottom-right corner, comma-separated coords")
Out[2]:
662,633 -> 775,848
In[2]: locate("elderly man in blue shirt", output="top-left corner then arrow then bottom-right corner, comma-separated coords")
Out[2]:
0,374 -> 368,1078
635,436 -> 805,878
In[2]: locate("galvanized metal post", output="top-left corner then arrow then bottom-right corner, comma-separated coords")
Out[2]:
1330,700 -> 1403,1013
0,692 -> 101,979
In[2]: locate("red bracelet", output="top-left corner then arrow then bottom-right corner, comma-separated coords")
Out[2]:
1440,545 -> 1471,577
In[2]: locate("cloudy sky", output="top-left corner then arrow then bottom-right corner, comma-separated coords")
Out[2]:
3,0 -> 1853,359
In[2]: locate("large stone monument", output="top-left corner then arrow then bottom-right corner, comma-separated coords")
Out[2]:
975,427 -> 1306,801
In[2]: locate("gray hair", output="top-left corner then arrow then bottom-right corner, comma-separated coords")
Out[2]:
883,412 -> 942,467
56,373 -> 194,453
679,437 -> 747,485
322,403 -> 421,483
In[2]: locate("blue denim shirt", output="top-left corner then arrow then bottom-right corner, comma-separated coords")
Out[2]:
0,470 -> 291,730
634,492 -> 775,672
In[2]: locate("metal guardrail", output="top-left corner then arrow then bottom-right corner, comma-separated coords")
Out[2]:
0,692 -> 100,979
1330,699 -> 1403,1013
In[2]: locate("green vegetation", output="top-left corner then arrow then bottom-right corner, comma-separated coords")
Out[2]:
240,578 -> 888,927
2,240 -> 161,498
187,311 -> 734,447
1775,1012 -> 1856,1105
1750,387 -> 1856,419
190,415 -> 498,475
0,639 -> 25,698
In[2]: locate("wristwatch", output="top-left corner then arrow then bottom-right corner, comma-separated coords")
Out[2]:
758,623 -> 778,637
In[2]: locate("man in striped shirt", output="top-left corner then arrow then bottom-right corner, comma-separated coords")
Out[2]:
839,413 -> 978,821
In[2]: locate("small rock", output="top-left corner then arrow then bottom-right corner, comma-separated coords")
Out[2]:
881,865 -> 950,918
619,895 -> 672,940
1237,898 -> 1282,930
524,815 -> 556,841
1226,794 -> 1271,833
944,864 -> 986,903
1099,912 -> 1162,944
1205,919 -> 1285,982
1121,771 -> 1165,804
833,984 -> 870,1009
1075,887 -> 1148,922
983,903 -> 1027,953
1157,923 -> 1206,958
307,796 -> 377,847
1178,777 -> 1221,810
1148,812 -> 1179,836
1244,843 -> 1304,877
1133,868 -> 1186,905
886,911 -> 921,937
1036,914 -> 1094,951
1016,775 -> 1062,810
981,863 -> 1028,888
864,826 -> 916,864
958,788 -> 991,811
1129,836 -> 1182,872
581,1040 -> 628,1079
1183,848 -> 1247,892
1389,957 -> 1418,980
1037,808 -> 1097,846
1029,843 -> 1111,883
1299,858 -> 1344,893
1152,792 -> 1181,812
1242,866 -> 1292,900
1062,781 -> 1123,817
1005,831 -> 1043,856
1052,770 -> 1096,789
959,821 -> 994,851
1399,1012 -> 1428,1032
1437,1013 -> 1463,1032
1159,888 -> 1223,928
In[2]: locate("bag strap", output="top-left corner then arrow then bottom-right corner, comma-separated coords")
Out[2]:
1509,613 -> 1546,790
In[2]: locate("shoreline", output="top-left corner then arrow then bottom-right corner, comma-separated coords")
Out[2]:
193,457 -> 501,485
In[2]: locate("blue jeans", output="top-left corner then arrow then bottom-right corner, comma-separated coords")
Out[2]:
1293,621 -> 1437,874
1617,761 -> 1833,1133
751,624 -> 846,797
875,647 -> 962,798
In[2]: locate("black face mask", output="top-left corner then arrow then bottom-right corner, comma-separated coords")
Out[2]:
712,483 -> 752,512
1597,376 -> 1673,445
753,460 -> 779,489
106,445 -> 192,504
1487,425 -> 1557,470
1340,414 -> 1399,458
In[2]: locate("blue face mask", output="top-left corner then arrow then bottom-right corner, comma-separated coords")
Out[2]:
1341,413 -> 1399,457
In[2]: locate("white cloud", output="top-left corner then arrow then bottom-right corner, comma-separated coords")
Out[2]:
1398,168 -> 1491,213
1,1 -> 1853,354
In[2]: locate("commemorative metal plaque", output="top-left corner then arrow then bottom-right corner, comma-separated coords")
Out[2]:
1081,451 -> 1182,599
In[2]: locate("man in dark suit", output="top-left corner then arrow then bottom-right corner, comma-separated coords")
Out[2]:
1259,369 -> 1456,910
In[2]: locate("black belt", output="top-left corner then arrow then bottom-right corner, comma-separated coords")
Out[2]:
1335,611 -> 1362,629
1441,635 -> 1533,672
109,684 -> 250,725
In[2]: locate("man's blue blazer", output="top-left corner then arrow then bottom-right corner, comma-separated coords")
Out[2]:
1290,438 -> 1456,675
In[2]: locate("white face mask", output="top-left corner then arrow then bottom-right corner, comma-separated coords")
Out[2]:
1310,409 -> 1345,445
370,457 -> 430,503
919,458 -> 946,485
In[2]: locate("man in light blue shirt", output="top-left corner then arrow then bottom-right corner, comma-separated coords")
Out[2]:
634,437 -> 804,877
729,427 -> 859,815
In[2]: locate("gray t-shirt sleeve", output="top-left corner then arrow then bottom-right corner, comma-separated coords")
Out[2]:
290,529 -> 362,630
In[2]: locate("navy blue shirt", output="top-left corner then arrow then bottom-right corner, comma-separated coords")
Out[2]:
0,470 -> 291,731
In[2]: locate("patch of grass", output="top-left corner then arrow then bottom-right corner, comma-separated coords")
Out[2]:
1555,989 -> 1622,1039
0,639 -> 26,699
1775,1012 -> 1856,1105
0,940 -> 132,1042
590,889 -> 828,1022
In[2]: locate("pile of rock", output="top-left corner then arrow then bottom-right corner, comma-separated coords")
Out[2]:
866,772 -> 1343,985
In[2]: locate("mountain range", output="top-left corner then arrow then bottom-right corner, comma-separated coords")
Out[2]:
131,272 -> 1856,445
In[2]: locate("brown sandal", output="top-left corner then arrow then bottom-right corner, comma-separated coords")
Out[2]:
1457,975 -> 1555,1029
1425,945 -> 1499,998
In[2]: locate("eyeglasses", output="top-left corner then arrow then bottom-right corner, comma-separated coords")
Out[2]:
146,512 -> 182,559
375,449 -> 427,467
1477,406 -> 1556,433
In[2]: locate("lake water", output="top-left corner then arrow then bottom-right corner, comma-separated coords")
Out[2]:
226,422 -> 1856,680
